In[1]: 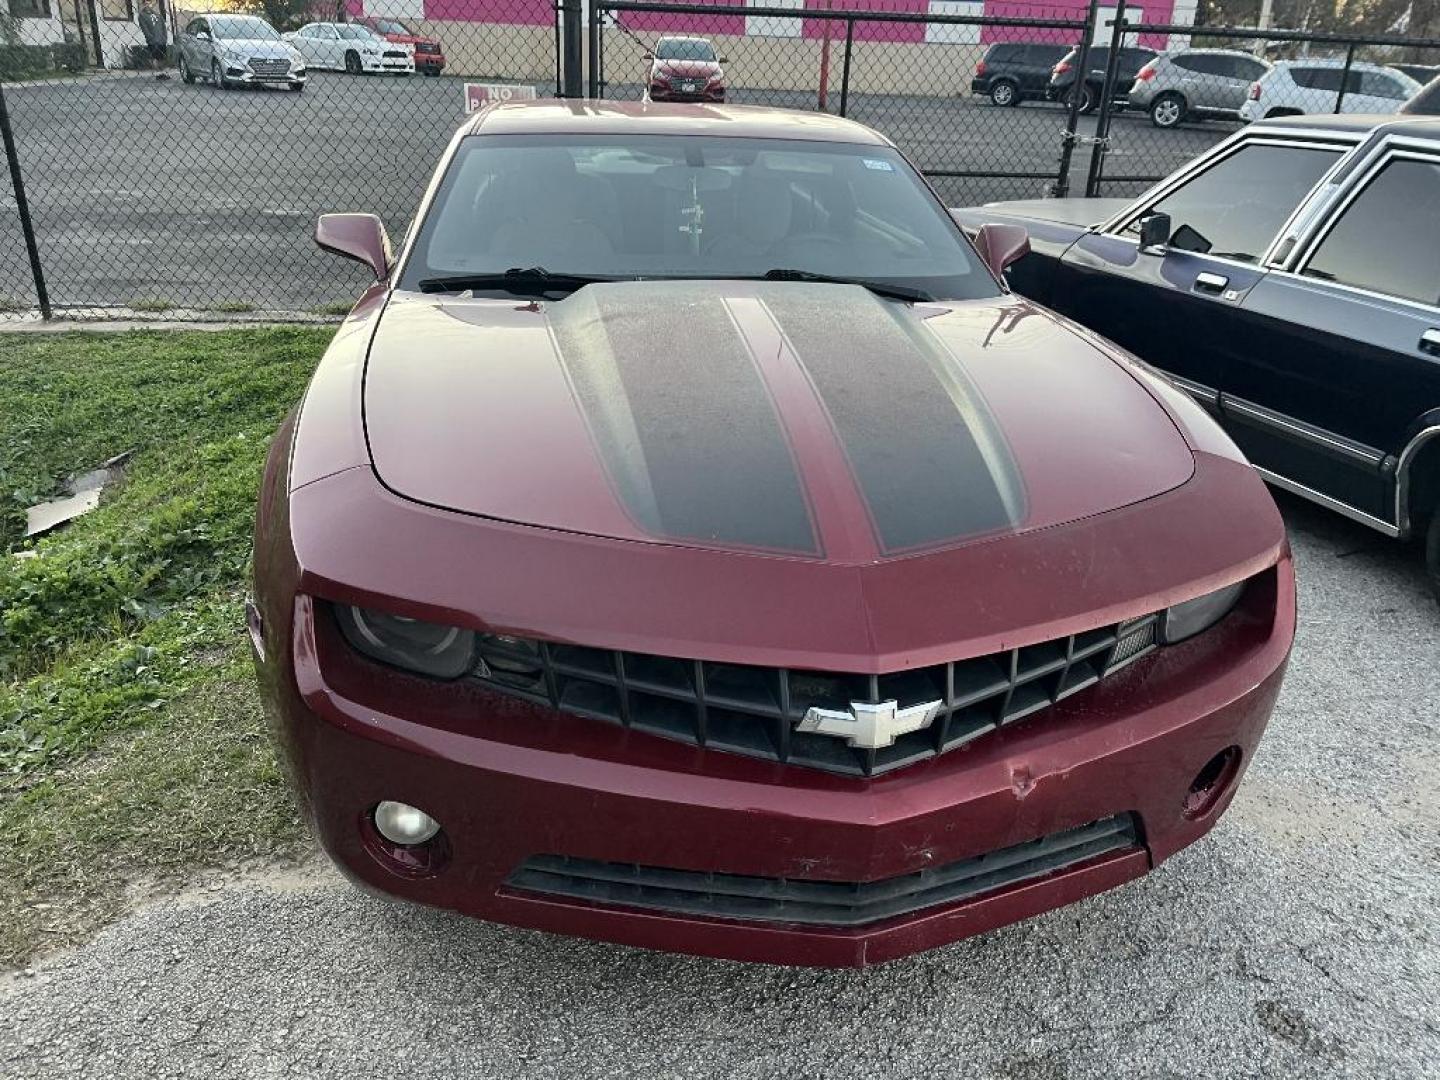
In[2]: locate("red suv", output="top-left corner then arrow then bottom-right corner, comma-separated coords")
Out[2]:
354,16 -> 444,76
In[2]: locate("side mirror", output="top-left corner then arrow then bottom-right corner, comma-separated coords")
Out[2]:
315,213 -> 392,279
718,56 -> 728,63
642,51 -> 654,60
1138,211 -> 1171,253
972,222 -> 1031,277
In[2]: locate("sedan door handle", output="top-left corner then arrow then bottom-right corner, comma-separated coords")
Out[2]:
1194,272 -> 1229,294
1421,329 -> 1440,357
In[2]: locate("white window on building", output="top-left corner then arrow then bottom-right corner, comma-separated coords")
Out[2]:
98,0 -> 133,21
747,0 -> 804,39
1093,6 -> 1143,46
925,1 -> 982,46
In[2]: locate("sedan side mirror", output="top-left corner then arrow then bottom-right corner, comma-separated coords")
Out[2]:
642,51 -> 654,60
972,222 -> 1031,277
1138,211 -> 1171,253
196,31 -> 210,41
718,56 -> 728,63
315,213 -> 392,279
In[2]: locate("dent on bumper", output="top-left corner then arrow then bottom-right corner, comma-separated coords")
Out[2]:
260,560 -> 1294,967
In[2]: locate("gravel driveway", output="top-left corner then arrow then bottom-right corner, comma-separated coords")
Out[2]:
2,493 -> 1436,1080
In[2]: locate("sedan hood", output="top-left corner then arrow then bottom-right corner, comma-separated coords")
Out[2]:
220,38 -> 295,61
364,282 -> 1193,564
969,197 -> 1133,228
656,60 -> 722,78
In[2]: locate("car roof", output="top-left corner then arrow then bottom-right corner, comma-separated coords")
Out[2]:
465,100 -> 893,145
1271,58 -> 1394,70
1169,47 -> 1264,56
656,36 -> 712,43
1250,112 -> 1440,140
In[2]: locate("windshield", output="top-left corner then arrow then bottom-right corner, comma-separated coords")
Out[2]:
400,134 -> 995,301
656,39 -> 717,61
213,16 -> 279,41
337,25 -> 376,40
374,19 -> 410,35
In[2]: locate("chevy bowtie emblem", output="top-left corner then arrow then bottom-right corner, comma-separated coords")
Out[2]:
797,699 -> 943,750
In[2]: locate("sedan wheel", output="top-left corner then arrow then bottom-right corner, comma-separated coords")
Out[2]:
211,59 -> 226,90
1150,93 -> 1185,128
345,50 -> 362,76
989,80 -> 1018,107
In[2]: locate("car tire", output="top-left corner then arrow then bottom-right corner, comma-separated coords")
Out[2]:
344,50 -> 362,76
1150,92 -> 1186,128
1426,512 -> 1440,603
211,59 -> 226,90
179,55 -> 194,84
289,83 -> 304,93
989,79 -> 1019,107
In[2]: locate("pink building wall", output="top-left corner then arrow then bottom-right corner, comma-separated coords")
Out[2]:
364,0 -> 1181,48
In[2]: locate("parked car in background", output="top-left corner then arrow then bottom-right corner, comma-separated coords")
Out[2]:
1129,49 -> 1271,128
1391,63 -> 1440,85
1402,74 -> 1440,114
284,23 -> 413,75
645,36 -> 726,103
970,42 -> 1071,106
952,114 -> 1440,595
1239,60 -> 1419,120
354,16 -> 445,76
1048,44 -> 1158,113
177,14 -> 306,92
254,100 -> 1296,967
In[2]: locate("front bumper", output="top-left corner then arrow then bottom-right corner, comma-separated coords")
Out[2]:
224,64 -> 305,88
361,56 -> 414,74
262,560 -> 1293,967
649,85 -> 726,103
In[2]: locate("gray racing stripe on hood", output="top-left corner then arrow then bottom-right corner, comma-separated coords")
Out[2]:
761,285 -> 1025,553
548,282 -> 819,555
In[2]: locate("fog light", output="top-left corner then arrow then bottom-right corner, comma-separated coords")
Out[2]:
373,801 -> 441,846
1183,746 -> 1242,819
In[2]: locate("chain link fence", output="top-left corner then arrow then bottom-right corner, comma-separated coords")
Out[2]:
0,0 -> 1436,321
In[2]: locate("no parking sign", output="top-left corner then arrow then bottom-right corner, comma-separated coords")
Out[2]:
465,83 -> 539,113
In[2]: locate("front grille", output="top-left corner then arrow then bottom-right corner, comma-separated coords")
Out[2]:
470,616 -> 1159,777
383,50 -> 407,59
247,58 -> 290,77
507,814 -> 1140,927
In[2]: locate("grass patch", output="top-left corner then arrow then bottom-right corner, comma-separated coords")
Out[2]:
310,302 -> 353,318
213,301 -> 257,314
0,327 -> 332,965
0,297 -> 26,314
128,298 -> 175,313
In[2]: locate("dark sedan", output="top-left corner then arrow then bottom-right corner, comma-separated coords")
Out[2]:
252,101 -> 1294,967
954,114 -> 1440,598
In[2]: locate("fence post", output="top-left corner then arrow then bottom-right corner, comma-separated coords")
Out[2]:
1052,0 -> 1098,197
1084,0 -> 1128,198
561,0 -> 584,97
587,0 -> 600,98
0,84 -> 50,321
1335,42 -> 1356,113
554,2 -> 563,95
838,19 -> 855,118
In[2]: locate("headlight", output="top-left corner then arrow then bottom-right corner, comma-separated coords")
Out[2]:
1159,581 -> 1245,644
335,603 -> 476,679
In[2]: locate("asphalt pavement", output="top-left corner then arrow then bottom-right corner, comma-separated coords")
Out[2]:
0,70 -> 1232,315
2,492 -> 1436,1079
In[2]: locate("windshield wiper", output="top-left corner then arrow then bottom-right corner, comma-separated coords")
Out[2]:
416,267 -> 614,296
760,268 -> 932,303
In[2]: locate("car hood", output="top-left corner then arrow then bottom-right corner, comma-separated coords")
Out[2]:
216,38 -> 295,60
655,60 -> 722,78
363,282 -> 1193,564
965,197 -> 1133,229
382,33 -> 433,46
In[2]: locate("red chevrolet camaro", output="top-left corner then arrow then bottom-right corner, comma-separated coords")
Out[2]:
250,101 -> 1295,967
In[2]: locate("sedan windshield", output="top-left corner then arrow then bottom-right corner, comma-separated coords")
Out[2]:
656,39 -> 716,61
400,134 -> 996,302
213,16 -> 279,41
337,25 -> 377,40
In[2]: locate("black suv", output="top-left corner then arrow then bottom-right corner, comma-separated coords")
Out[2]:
970,42 -> 1071,107
1047,44 -> 1158,113
952,115 -> 1440,595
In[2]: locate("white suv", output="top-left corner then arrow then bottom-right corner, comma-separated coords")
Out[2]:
1240,60 -> 1420,121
